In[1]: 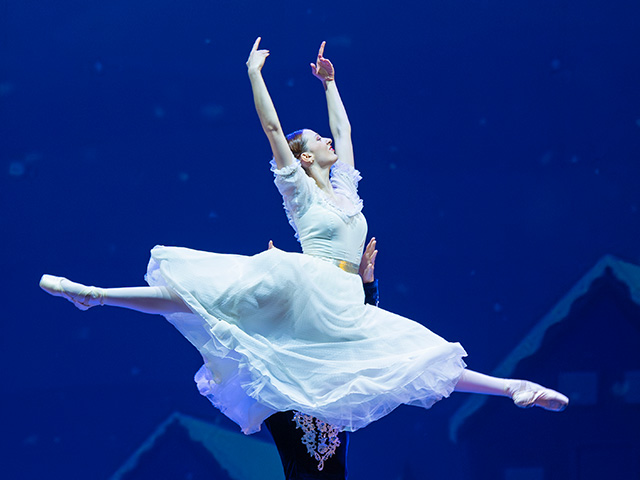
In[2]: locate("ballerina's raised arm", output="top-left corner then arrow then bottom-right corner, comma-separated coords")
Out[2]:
310,41 -> 354,168
246,37 -> 293,170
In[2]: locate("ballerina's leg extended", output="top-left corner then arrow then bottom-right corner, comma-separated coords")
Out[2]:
454,369 -> 568,411
39,274 -> 568,412
39,274 -> 190,315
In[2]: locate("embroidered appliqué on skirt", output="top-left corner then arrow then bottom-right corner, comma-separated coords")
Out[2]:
292,411 -> 341,471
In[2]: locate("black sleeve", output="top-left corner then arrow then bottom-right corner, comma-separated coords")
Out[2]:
363,279 -> 379,307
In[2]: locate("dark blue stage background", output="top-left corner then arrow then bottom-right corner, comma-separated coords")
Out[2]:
2,1 -> 639,479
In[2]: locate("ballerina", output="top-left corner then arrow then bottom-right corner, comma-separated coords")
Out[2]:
40,38 -> 568,444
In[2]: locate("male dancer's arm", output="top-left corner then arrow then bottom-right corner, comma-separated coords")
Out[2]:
360,238 -> 379,306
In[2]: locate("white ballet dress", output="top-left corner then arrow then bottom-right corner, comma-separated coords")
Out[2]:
146,157 -> 467,434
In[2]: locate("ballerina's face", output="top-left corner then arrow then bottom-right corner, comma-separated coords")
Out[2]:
301,129 -> 338,167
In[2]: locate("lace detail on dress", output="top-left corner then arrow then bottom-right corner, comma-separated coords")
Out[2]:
292,411 -> 342,471
330,160 -> 363,217
271,159 -> 312,240
271,158 -> 364,242
270,159 -> 299,178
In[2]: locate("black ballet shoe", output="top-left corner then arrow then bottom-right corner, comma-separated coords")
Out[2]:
39,274 -> 104,311
507,380 -> 569,412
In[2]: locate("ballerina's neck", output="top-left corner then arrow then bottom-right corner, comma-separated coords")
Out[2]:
309,168 -> 332,192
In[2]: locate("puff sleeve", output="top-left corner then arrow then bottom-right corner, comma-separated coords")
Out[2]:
272,156 -> 316,238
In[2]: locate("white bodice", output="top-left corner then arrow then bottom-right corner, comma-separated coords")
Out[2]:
272,158 -> 367,266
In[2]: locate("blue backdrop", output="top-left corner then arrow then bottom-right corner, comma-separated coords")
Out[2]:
2,0 -> 639,478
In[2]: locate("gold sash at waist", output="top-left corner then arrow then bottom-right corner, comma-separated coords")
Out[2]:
309,255 -> 359,275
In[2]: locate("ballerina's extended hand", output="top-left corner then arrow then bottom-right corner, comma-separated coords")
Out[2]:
246,37 -> 270,73
310,41 -> 335,83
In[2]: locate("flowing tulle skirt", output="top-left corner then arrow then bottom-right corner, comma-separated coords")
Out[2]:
146,245 -> 467,434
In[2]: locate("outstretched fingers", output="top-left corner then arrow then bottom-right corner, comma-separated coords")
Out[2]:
310,41 -> 326,76
364,238 -> 377,263
247,37 -> 270,71
359,237 -> 378,282
310,41 -> 335,82
318,40 -> 326,59
369,249 -> 378,267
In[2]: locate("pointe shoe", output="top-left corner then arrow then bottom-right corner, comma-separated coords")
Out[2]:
39,274 -> 105,311
507,380 -> 569,412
